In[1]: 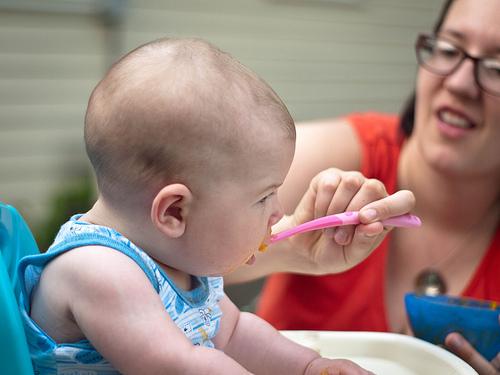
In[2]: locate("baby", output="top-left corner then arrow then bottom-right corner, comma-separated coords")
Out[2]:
18,38 -> 371,374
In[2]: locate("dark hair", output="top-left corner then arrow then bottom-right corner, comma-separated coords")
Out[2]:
399,0 -> 454,136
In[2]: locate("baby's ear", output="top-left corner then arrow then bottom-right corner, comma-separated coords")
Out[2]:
151,184 -> 192,238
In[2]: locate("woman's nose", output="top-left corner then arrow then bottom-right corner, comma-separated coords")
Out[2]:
443,58 -> 481,99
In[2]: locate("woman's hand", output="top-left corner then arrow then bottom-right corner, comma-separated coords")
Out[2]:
224,168 -> 415,283
445,316 -> 500,375
282,168 -> 415,275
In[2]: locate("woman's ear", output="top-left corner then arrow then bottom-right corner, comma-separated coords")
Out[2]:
151,184 -> 192,238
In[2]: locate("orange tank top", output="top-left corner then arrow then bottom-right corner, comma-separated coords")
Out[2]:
256,112 -> 500,331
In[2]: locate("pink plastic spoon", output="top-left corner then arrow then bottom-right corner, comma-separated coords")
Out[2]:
269,211 -> 421,243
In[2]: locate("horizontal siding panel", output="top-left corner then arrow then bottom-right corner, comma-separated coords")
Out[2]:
0,128 -> 84,158
132,0 -> 439,10
275,81 -> 413,101
0,53 -> 105,79
0,105 -> 85,131
127,0 -> 440,27
0,11 -> 104,29
124,32 -> 416,63
125,9 -> 424,43
250,61 -> 417,83
288,99 -> 407,121
0,0 -> 445,230
0,79 -> 96,105
0,9 -> 106,227
0,25 -> 107,54
0,154 -> 88,182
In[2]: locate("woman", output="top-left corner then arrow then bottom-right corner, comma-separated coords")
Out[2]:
227,0 -> 500,373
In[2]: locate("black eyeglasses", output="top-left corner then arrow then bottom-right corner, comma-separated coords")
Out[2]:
415,34 -> 500,97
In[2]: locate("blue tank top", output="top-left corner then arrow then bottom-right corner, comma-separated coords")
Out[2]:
18,215 -> 224,374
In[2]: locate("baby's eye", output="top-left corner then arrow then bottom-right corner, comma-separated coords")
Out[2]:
258,195 -> 269,204
258,191 -> 275,204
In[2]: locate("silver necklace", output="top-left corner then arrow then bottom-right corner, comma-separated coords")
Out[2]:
414,268 -> 447,296
412,217 -> 492,296
400,159 -> 498,297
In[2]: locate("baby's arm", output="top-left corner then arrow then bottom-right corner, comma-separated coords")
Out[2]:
214,296 -> 371,375
43,246 -> 252,374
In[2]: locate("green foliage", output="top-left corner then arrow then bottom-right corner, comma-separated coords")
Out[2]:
34,175 -> 95,252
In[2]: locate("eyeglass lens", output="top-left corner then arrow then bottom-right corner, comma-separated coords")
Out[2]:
417,35 -> 500,96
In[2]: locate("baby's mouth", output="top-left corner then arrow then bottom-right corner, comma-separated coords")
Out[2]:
245,254 -> 256,265
244,228 -> 273,266
258,227 -> 273,252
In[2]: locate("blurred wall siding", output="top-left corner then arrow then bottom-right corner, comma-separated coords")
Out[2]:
0,0 -> 444,231
0,6 -> 109,228
123,0 -> 444,120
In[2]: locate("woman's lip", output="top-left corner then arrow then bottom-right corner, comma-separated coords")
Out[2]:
435,107 -> 478,139
437,120 -> 469,139
437,107 -> 477,128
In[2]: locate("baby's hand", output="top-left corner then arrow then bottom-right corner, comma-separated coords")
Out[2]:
304,357 -> 374,375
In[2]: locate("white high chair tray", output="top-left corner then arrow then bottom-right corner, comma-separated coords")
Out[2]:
280,331 -> 477,375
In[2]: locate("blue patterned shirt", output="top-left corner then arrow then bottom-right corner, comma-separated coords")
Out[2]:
18,215 -> 224,374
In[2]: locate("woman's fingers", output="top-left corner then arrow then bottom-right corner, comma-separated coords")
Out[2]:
305,170 -> 415,248
445,333 -> 498,375
312,169 -> 342,219
324,171 -> 366,214
358,190 -> 417,224
491,353 -> 500,373
343,222 -> 387,267
338,190 -> 416,252
307,169 -> 391,245
332,177 -> 388,245
292,168 -> 417,273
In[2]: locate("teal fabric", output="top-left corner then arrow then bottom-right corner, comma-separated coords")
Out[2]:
0,202 -> 38,375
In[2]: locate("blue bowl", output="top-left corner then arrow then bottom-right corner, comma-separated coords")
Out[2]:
405,293 -> 500,361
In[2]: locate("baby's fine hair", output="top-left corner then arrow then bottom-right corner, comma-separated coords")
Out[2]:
84,37 -> 294,208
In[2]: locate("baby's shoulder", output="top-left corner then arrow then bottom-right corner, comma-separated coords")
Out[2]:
46,244 -> 149,290
31,245 -> 154,341
29,245 -> 115,343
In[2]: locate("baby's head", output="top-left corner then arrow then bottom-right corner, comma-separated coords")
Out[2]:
84,38 -> 295,275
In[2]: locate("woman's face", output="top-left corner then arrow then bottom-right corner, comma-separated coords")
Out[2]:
413,0 -> 500,178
